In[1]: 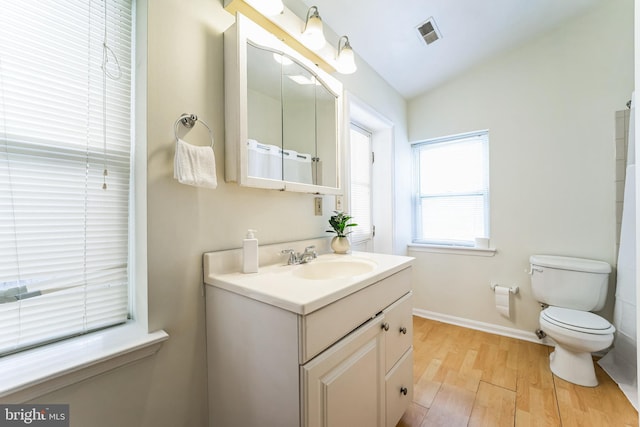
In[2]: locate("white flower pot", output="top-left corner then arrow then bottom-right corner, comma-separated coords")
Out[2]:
331,236 -> 350,254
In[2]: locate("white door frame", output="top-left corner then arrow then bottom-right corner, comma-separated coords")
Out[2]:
345,91 -> 395,254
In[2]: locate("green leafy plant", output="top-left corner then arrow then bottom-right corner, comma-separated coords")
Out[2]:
326,211 -> 358,238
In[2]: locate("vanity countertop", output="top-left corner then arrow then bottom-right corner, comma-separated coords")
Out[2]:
204,251 -> 413,315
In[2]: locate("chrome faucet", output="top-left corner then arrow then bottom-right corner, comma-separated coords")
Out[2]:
300,246 -> 317,263
281,249 -> 298,265
281,245 -> 317,265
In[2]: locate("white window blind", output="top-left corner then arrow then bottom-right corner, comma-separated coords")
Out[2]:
0,0 -> 133,355
413,131 -> 489,246
349,125 -> 373,243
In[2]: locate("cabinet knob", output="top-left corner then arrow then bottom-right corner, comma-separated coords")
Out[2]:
400,387 -> 408,396
381,322 -> 390,331
399,327 -> 407,334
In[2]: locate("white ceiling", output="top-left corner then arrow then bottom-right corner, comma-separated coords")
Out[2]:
298,0 -> 605,99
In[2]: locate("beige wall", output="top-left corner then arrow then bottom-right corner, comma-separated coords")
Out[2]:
407,1 -> 633,334
30,0 -> 407,426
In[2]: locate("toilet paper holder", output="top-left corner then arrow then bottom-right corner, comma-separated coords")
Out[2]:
490,283 -> 519,294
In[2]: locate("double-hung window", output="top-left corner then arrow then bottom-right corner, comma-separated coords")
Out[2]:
412,131 -> 489,246
0,0 -> 133,355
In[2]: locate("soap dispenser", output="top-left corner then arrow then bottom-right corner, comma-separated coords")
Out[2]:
242,229 -> 259,273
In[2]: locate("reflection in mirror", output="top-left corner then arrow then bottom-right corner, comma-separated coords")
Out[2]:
245,41 -> 338,187
282,59 -> 315,184
247,43 -> 283,181
315,83 -> 337,188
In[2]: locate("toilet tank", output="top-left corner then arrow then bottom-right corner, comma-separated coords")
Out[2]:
529,255 -> 611,311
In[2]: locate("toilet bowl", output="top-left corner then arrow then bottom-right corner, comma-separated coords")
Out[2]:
539,306 -> 615,387
530,255 -> 613,387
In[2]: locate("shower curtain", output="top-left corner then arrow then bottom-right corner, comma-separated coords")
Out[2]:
598,93 -> 637,410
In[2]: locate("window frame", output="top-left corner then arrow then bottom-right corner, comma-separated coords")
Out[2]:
0,0 -> 167,403
411,130 -> 490,247
348,122 -> 374,245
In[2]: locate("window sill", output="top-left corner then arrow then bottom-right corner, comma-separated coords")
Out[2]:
407,243 -> 497,257
0,323 -> 169,403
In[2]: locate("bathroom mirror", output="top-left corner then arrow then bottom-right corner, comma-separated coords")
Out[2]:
224,13 -> 343,194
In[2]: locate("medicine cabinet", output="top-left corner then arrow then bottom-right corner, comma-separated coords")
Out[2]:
224,13 -> 343,194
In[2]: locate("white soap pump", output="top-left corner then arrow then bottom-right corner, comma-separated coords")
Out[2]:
242,229 -> 259,273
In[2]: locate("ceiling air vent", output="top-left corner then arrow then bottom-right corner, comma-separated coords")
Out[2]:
416,17 -> 441,46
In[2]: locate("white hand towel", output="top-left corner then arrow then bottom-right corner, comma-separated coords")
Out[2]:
173,138 -> 217,189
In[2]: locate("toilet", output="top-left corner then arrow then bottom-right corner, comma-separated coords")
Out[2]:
530,255 -> 615,387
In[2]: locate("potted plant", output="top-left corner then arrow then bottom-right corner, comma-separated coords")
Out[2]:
326,211 -> 358,254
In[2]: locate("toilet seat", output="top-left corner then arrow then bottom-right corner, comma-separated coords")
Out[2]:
541,307 -> 615,335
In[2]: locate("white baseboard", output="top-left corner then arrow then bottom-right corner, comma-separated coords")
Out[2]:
413,308 -> 553,346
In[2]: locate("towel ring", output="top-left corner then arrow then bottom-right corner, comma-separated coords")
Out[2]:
174,113 -> 214,147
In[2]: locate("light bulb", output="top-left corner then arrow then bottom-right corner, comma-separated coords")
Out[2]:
336,36 -> 357,74
302,7 -> 326,50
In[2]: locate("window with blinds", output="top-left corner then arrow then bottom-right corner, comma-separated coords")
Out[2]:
349,125 -> 373,244
0,0 -> 133,355
412,131 -> 489,246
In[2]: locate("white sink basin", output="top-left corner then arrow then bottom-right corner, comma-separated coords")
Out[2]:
205,248 -> 414,314
293,258 -> 377,280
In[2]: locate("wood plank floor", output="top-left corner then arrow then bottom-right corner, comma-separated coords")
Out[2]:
398,316 -> 638,427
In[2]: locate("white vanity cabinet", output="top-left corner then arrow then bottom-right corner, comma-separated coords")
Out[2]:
205,255 -> 413,427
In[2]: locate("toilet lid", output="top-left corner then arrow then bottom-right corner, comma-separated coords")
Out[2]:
541,307 -> 615,335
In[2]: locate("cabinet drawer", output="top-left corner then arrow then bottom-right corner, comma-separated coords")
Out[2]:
385,348 -> 413,427
383,292 -> 413,373
300,267 -> 412,363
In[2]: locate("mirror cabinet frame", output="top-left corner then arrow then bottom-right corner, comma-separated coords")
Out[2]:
224,13 -> 344,194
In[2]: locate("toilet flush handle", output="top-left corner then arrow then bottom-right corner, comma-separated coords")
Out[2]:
527,266 -> 543,275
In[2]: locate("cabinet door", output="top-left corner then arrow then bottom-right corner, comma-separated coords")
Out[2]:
382,292 -> 413,373
301,316 -> 385,427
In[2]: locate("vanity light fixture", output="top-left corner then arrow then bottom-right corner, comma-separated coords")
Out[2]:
301,6 -> 326,50
244,0 -> 284,16
336,36 -> 357,74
